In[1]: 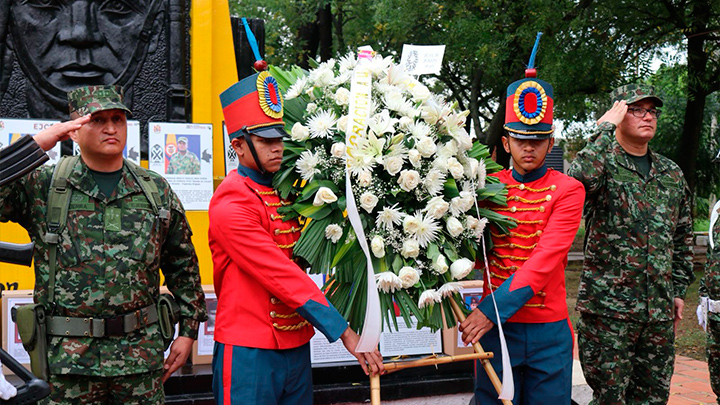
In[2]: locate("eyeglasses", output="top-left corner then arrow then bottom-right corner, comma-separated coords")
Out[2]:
627,107 -> 661,119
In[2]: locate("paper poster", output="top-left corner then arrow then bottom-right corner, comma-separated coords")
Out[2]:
310,329 -> 357,364
0,118 -> 62,165
196,293 -> 217,356
223,122 -> 238,175
148,122 -> 214,210
379,316 -> 442,357
72,120 -> 141,165
400,44 -> 446,75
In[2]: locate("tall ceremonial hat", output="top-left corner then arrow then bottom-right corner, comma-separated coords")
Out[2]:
220,71 -> 286,140
504,32 -> 554,139
67,85 -> 132,117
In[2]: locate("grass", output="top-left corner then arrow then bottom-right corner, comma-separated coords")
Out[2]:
565,264 -> 707,361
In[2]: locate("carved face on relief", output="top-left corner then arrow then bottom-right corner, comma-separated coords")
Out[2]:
8,0 -> 162,103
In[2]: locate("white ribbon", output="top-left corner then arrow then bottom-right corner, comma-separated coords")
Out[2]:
345,61 -> 381,352
710,200 -> 719,250
473,184 -> 514,401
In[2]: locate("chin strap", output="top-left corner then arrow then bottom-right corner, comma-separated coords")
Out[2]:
242,128 -> 267,175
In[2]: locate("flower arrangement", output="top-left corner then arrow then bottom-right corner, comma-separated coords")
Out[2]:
269,53 -> 513,332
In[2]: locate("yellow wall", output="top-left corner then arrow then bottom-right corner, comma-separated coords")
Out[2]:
0,0 -> 237,289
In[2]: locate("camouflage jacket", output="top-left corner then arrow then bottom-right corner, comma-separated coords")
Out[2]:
568,121 -> 695,322
166,151 -> 201,175
0,157 -> 207,376
700,201 -> 720,318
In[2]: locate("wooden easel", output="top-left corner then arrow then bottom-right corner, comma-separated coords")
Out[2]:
369,297 -> 511,405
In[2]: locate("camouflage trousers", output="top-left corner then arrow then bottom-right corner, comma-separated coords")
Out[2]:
41,369 -> 164,405
577,314 -> 674,405
708,315 -> 720,403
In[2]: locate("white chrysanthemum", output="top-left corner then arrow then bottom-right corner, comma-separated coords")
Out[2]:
418,289 -> 442,309
367,55 -> 393,77
331,71 -> 352,87
423,169 -> 446,196
477,159 -> 487,189
376,204 -> 403,230
309,65 -> 335,87
295,150 -> 320,181
470,217 -> 489,239
308,110 -> 337,138
339,53 -> 358,72
408,121 -> 432,139
398,116 -> 414,129
375,272 -> 402,293
324,224 -> 343,243
285,76 -> 308,100
437,282 -> 461,298
368,110 -> 398,137
383,90 -> 410,113
415,213 -> 441,247
346,150 -> 377,176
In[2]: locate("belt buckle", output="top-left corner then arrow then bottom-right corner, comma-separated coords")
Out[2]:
105,316 -> 124,336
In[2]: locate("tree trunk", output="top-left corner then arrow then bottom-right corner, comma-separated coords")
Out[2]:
318,3 -> 333,61
485,94 -> 510,168
469,68 -> 484,143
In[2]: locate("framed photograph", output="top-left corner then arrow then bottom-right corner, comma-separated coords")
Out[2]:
1,290 -> 34,375
441,281 -> 484,356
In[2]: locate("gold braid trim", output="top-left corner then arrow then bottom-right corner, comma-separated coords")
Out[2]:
273,320 -> 310,331
493,242 -> 537,250
507,184 -> 557,193
523,303 -> 546,308
491,231 -> 541,239
271,214 -> 285,220
492,252 -> 530,261
494,206 -> 544,212
490,261 -> 518,272
511,218 -> 543,225
275,227 -> 301,235
273,312 -> 300,319
277,241 -> 297,249
257,190 -> 277,196
507,195 -> 550,204
266,201 -> 291,207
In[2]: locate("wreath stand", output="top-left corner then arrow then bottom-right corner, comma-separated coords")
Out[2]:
369,298 -> 511,405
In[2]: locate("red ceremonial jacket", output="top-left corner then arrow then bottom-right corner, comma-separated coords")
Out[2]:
477,166 -> 585,324
208,167 -> 348,350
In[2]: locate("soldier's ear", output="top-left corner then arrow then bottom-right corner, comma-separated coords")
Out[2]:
230,137 -> 245,157
501,136 -> 511,154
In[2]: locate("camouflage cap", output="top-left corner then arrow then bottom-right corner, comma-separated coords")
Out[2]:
67,85 -> 132,116
610,83 -> 663,107
177,136 -> 188,143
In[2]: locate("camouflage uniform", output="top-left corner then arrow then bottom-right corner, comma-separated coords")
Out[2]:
568,84 -> 695,405
166,151 -> 201,175
700,201 -> 720,402
0,85 -> 207,404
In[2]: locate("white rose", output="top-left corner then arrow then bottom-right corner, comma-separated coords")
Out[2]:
357,170 -> 372,187
371,235 -> 385,258
425,196 -> 449,219
324,224 -> 343,243
408,149 -> 422,167
337,115 -> 349,133
375,272 -> 401,293
384,156 -> 404,176
447,157 -> 465,179
360,192 -> 379,213
331,142 -> 346,158
410,83 -> 431,102
446,217 -> 464,237
397,169 -> 420,192
418,289 -> 442,309
403,215 -> 421,234
398,266 -> 420,288
334,87 -> 350,105
432,255 -> 449,274
291,122 -> 310,142
450,258 -> 475,280
400,239 -> 420,259
416,137 -> 437,158
306,102 -> 317,113
466,216 -> 479,230
313,187 -> 338,206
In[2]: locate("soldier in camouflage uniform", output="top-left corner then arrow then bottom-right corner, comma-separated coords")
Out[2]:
166,137 -> 201,175
698,148 -> 720,403
0,85 -> 207,404
568,83 -> 695,405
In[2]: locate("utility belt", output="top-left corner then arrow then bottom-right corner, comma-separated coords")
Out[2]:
47,305 -> 158,338
707,298 -> 720,314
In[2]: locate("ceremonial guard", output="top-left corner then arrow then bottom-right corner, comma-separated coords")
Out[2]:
698,148 -> 720,402
459,36 -> 585,404
209,71 -> 383,405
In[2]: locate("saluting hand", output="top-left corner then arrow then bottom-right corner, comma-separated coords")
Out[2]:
596,100 -> 628,127
340,327 -> 386,376
33,114 -> 91,151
